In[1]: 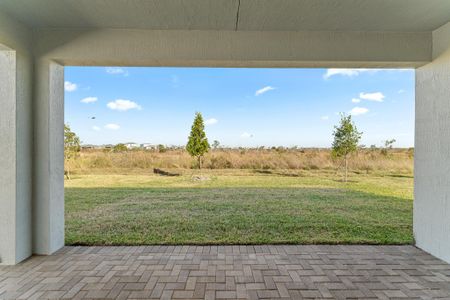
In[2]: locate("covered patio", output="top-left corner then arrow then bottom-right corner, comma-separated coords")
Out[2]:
1,0 -> 450,298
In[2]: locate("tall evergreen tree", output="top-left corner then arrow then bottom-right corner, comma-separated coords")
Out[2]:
186,112 -> 210,169
332,114 -> 362,182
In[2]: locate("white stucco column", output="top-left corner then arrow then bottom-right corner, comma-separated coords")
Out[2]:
415,22 -> 450,264
0,47 -> 33,265
33,59 -> 65,255
0,10 -> 34,265
0,46 -> 20,265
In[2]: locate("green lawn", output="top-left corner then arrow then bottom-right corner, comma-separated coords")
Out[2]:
65,170 -> 413,245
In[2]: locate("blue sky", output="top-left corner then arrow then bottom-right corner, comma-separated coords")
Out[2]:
64,67 -> 414,148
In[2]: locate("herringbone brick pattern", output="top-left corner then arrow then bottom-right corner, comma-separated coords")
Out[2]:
1,245 -> 449,299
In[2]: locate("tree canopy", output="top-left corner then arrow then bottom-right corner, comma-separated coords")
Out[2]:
332,114 -> 362,158
64,124 -> 81,179
332,114 -> 362,181
64,124 -> 81,160
186,112 -> 210,168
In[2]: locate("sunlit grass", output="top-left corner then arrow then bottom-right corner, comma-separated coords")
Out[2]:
65,169 -> 413,245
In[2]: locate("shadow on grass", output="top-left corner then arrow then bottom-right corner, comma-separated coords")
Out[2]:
253,169 -> 302,177
332,179 -> 359,183
386,174 -> 414,179
153,168 -> 181,176
64,187 -> 413,246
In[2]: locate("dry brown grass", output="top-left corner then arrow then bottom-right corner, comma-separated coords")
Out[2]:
67,148 -> 413,175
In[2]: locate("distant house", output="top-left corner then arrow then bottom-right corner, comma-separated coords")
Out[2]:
124,142 -> 139,149
81,144 -> 98,150
141,143 -> 157,150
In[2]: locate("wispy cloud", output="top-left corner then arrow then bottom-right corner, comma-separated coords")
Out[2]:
105,67 -> 129,76
324,68 -> 413,79
205,118 -> 218,125
255,86 -> 275,96
107,99 -> 142,111
104,124 -> 120,130
398,89 -> 405,94
320,116 -> 329,121
323,68 -> 378,79
64,81 -> 77,92
349,107 -> 369,116
240,132 -> 253,139
351,98 -> 361,103
171,75 -> 180,88
359,92 -> 385,102
92,126 -> 101,131
81,96 -> 98,104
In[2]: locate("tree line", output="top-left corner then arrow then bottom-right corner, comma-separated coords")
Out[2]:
65,112 -> 396,182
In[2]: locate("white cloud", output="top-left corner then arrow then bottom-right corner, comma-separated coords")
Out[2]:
81,96 -> 98,104
255,86 -> 275,96
349,107 -> 369,116
105,67 -> 129,76
351,98 -> 361,103
398,89 -> 405,94
320,116 -> 329,120
205,118 -> 218,125
107,99 -> 142,111
323,68 -> 378,79
64,81 -> 77,92
171,75 -> 179,88
240,132 -> 253,138
92,126 -> 101,131
359,92 -> 385,102
324,68 -> 413,79
104,124 -> 120,130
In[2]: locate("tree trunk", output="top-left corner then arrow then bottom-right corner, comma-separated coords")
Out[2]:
65,168 -> 71,180
344,155 -> 348,182
198,156 -> 202,169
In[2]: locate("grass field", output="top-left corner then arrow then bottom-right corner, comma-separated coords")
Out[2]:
68,148 -> 413,173
65,169 -> 413,245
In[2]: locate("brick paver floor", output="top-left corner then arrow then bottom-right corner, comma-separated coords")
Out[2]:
1,245 -> 450,299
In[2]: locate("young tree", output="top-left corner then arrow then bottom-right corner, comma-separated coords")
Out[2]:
64,124 -> 81,180
157,144 -> 167,153
381,138 -> 396,156
384,139 -> 396,149
332,114 -> 362,182
212,140 -> 220,150
186,112 -> 210,169
113,143 -> 127,152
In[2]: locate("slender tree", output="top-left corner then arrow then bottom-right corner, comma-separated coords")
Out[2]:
64,124 -> 81,180
381,138 -> 396,156
332,114 -> 362,182
212,140 -> 220,150
186,112 -> 210,169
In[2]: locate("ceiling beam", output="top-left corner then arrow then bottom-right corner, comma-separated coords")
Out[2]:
35,28 -> 431,68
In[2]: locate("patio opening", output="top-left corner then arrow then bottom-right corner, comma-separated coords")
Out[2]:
63,66 -> 414,246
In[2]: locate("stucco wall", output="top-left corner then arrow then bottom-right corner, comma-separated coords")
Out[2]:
0,11 -> 33,264
34,28 -> 431,68
415,22 -> 450,264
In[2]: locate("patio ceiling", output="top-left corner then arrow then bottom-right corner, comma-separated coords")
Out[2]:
1,0 -> 450,32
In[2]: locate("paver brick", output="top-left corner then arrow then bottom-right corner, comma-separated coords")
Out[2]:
0,245 -> 449,299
